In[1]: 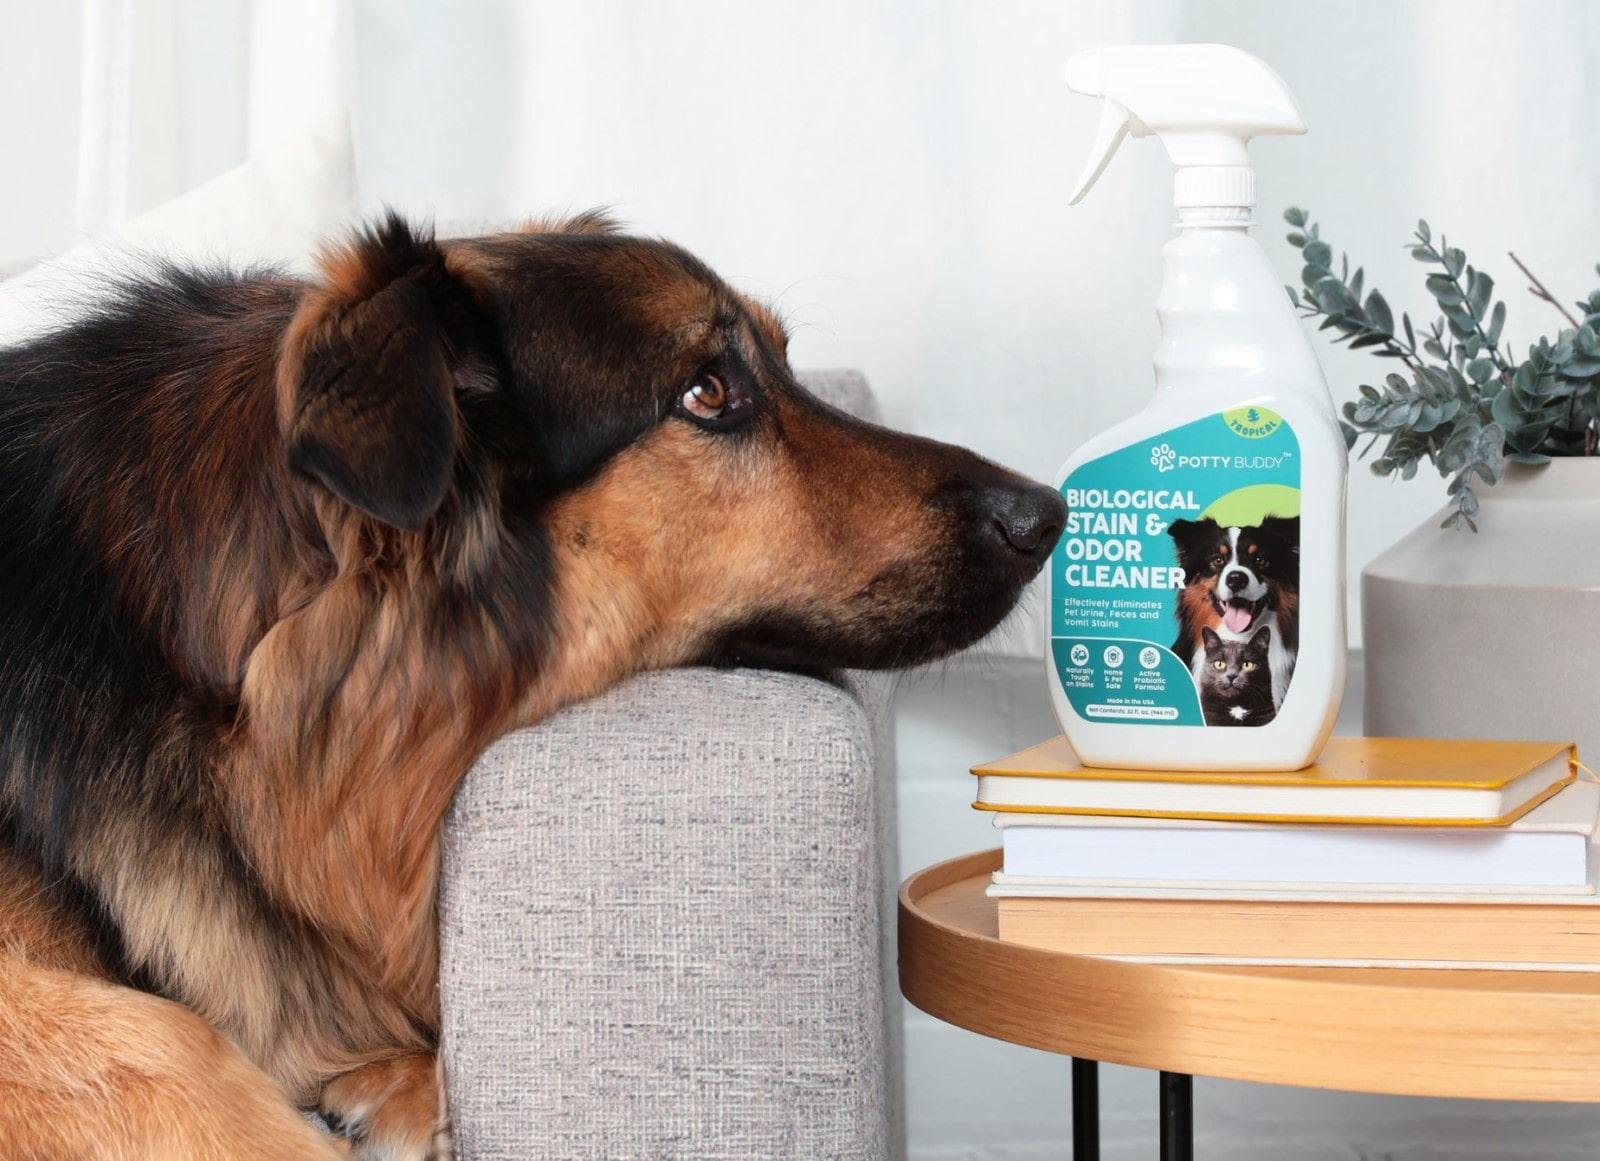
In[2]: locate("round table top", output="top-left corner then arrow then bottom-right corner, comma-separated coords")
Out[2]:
898,849 -> 1600,1102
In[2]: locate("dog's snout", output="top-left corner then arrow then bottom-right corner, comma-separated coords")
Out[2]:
990,485 -> 1067,560
1224,570 -> 1249,593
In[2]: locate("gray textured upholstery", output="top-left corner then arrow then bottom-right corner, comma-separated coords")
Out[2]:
439,371 -> 901,1159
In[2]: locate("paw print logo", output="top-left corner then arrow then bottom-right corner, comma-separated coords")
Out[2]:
1149,443 -> 1177,473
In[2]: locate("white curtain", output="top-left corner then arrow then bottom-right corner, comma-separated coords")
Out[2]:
2,0 -> 354,273
0,0 -> 357,339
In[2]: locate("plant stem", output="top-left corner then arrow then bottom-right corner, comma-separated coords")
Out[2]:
1420,237 -> 1511,372
1508,251 -> 1581,329
1293,302 -> 1427,375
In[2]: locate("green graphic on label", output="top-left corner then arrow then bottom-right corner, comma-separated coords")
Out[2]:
1051,408 -> 1300,728
1222,406 -> 1284,439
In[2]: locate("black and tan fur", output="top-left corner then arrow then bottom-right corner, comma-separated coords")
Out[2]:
0,212 -> 1064,1159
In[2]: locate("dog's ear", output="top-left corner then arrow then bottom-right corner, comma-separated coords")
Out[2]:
1167,517 -> 1219,574
1256,514 -> 1301,584
1259,514 -> 1300,553
282,213 -> 481,531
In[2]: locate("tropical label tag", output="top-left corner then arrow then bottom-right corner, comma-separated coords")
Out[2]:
1051,407 -> 1301,728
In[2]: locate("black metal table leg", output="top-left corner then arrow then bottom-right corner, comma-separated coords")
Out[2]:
1071,1057 -> 1100,1159
1160,1071 -> 1194,1161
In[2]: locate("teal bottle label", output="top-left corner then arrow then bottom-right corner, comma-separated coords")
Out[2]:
1052,407 -> 1301,728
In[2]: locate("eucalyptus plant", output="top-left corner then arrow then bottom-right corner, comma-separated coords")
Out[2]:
1283,207 -> 1600,529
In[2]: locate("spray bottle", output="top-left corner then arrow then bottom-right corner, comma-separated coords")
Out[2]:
1048,44 -> 1345,770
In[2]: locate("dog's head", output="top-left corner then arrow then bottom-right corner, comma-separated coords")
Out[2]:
1168,515 -> 1297,636
276,213 -> 1063,688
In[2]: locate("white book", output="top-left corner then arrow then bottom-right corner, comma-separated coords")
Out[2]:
993,780 -> 1600,893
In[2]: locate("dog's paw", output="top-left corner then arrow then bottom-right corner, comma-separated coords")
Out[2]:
320,1053 -> 452,1161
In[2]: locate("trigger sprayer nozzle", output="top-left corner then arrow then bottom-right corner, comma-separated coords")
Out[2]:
1065,44 -> 1305,213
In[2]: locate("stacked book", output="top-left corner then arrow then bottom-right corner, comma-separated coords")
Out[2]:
975,736 -> 1596,970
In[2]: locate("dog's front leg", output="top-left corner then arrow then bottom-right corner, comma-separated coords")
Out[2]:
319,1052 -> 452,1161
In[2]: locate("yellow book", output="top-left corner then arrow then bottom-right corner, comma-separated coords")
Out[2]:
971,736 -> 1578,826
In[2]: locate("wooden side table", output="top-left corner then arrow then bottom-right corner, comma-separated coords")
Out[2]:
899,849 -> 1600,1158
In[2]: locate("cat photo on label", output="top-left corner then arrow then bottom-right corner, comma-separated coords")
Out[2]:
1199,626 -> 1276,728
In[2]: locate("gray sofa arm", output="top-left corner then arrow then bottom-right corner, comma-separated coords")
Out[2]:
439,371 -> 900,1160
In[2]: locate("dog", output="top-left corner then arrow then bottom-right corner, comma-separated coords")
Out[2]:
1168,515 -> 1299,710
0,212 -> 1065,1160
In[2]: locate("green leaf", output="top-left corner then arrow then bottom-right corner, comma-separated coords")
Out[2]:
1487,301 -> 1506,346
1468,268 -> 1494,316
1444,247 -> 1466,278
1466,358 -> 1495,384
1410,402 -> 1444,433
1490,385 -> 1521,429
1507,423 -> 1554,455
1340,421 -> 1359,450
1416,219 -> 1431,244
1284,206 -> 1308,227
1312,279 -> 1351,313
1364,290 -> 1393,335
1511,363 -> 1536,399
1287,231 -> 1307,247
1301,240 -> 1333,269
1425,274 -> 1465,306
1285,285 -> 1300,308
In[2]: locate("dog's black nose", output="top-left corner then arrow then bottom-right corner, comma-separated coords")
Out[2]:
992,485 -> 1067,559
1225,571 -> 1248,592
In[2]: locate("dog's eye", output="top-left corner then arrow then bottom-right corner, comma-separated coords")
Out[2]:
677,372 -> 752,428
682,373 -> 727,418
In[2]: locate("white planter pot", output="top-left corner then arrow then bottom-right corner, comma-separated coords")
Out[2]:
1362,459 -> 1600,759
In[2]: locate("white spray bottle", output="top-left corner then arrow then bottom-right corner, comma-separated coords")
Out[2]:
1047,44 -> 1345,771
